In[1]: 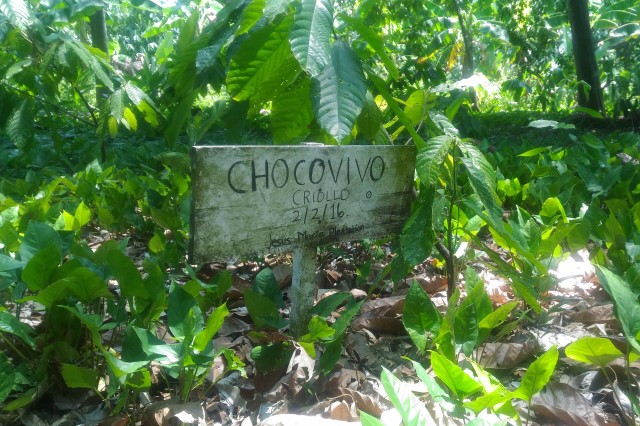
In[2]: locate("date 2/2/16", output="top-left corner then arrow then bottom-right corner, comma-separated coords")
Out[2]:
292,203 -> 345,225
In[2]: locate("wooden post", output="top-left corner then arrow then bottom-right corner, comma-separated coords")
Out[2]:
289,246 -> 317,338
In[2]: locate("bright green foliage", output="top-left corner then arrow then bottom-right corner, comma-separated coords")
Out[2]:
380,366 -> 437,426
402,281 -> 441,352
595,266 -> 640,353
512,345 -> 558,402
565,337 -> 624,368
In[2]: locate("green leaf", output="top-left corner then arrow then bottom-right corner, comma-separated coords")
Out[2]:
110,88 -> 125,121
61,364 -> 97,389
106,249 -> 148,299
0,254 -> 22,272
0,311 -> 35,348
271,77 -> 314,144
168,282 -> 203,340
236,0 -> 266,35
401,186 -> 435,266
21,244 -> 61,291
411,360 -> 449,403
454,292 -> 478,357
126,369 -> 151,390
513,346 -> 558,402
404,90 -> 436,127
459,141 -> 502,221
290,0 -> 332,77
67,38 -> 114,92
478,301 -> 518,342
227,15 -> 299,101
193,303 -> 229,352
356,92 -> 384,140
164,93 -> 197,148
19,222 -> 62,263
416,135 -> 453,187
309,292 -> 351,317
380,367 -> 436,426
250,342 -> 293,372
253,268 -> 285,308
0,0 -> 35,31
359,410 -> 385,426
518,146 -> 549,157
565,337 -> 624,368
7,99 -> 34,150
368,74 -> 425,149
430,351 -> 482,398
575,106 -> 604,119
339,14 -> 399,80
312,41 -> 367,142
301,315 -> 335,342
402,281 -> 441,353
595,266 -> 640,352
0,352 -> 15,404
244,289 -> 286,330
331,299 -> 364,337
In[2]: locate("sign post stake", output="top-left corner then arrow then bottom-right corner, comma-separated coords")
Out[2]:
289,246 -> 317,338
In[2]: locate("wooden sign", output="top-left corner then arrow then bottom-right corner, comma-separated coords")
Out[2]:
189,145 -> 416,263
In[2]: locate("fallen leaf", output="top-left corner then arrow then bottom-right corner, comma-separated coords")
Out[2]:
531,382 -> 613,426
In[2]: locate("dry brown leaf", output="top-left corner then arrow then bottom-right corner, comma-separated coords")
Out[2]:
328,400 -> 358,421
409,274 -> 448,294
337,387 -> 384,417
531,382 -> 614,426
568,305 -> 619,328
475,338 -> 538,369
351,296 -> 404,334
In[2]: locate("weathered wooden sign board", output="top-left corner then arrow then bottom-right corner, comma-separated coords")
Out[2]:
189,144 -> 416,336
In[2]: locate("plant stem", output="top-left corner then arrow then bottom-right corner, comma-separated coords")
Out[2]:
446,141 -> 458,299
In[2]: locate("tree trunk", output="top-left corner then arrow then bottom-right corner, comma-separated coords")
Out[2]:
566,0 -> 605,113
89,8 -> 109,162
452,0 -> 474,78
89,9 -> 109,101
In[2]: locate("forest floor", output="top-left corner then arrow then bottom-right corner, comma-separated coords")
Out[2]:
5,112 -> 640,426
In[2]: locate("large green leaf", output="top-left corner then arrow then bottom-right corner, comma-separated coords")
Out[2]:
106,249 -> 148,299
271,77 -> 313,144
565,337 -> 624,368
0,311 -> 35,349
513,346 -> 558,402
454,290 -> 479,357
227,15 -> 299,101
7,99 -> 34,150
430,351 -> 482,398
595,266 -> 640,352
19,222 -> 62,263
61,364 -> 97,389
401,186 -> 435,266
459,141 -> 502,221
168,281 -> 203,341
368,74 -> 425,149
356,92 -> 384,141
402,281 -> 442,353
66,37 -> 114,92
339,14 -> 399,80
193,303 -> 229,352
416,135 -> 453,187
0,0 -> 35,31
21,244 -> 61,291
0,352 -> 15,404
312,41 -> 366,142
380,367 -> 436,426
253,268 -> 285,308
290,0 -> 332,77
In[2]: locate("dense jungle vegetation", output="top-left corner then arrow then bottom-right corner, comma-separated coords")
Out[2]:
1,0 -> 639,424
